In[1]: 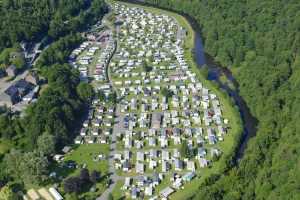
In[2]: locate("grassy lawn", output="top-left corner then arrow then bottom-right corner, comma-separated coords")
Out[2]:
48,144 -> 110,182
64,144 -> 110,176
49,144 -> 110,178
112,180 -> 126,199
47,144 -> 111,199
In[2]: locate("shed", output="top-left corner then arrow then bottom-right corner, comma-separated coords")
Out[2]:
49,188 -> 63,200
136,151 -> 144,161
182,172 -> 196,182
162,150 -> 170,161
37,188 -> 54,200
131,187 -> 138,199
136,162 -> 144,174
174,159 -> 183,171
62,146 -> 72,154
162,161 -> 169,173
149,149 -> 157,159
148,137 -> 156,146
27,189 -> 41,200
160,187 -> 175,198
187,160 -> 196,172
199,158 -> 209,168
145,186 -> 153,196
197,147 -> 206,158
124,177 -> 132,189
153,172 -> 160,185
151,113 -> 161,129
123,160 -> 131,171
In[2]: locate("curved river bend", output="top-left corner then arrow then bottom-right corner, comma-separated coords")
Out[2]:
121,0 -> 258,161
193,31 -> 257,160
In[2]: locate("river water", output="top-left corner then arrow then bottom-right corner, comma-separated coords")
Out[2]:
193,29 -> 257,160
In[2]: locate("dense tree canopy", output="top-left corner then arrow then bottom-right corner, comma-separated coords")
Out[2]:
63,169 -> 101,194
37,34 -> 83,68
76,82 -> 95,103
0,0 -> 107,50
0,48 -> 25,70
0,111 -> 22,140
144,0 -> 300,199
4,149 -> 48,186
0,0 -> 79,49
23,35 -> 85,149
64,177 -> 82,194
37,132 -> 56,156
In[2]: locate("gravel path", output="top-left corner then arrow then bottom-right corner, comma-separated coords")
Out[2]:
97,104 -> 124,200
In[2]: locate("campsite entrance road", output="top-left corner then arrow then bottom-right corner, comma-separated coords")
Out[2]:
97,104 -> 124,200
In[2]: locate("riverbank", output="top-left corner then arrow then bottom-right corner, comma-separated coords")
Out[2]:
112,1 -> 243,199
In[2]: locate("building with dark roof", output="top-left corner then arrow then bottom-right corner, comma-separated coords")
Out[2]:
0,79 -> 34,106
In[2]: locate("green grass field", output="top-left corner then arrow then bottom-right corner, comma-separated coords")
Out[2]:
64,144 -> 110,176
112,180 -> 125,199
49,144 -> 110,199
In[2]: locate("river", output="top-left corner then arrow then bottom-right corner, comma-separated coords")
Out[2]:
193,26 -> 257,160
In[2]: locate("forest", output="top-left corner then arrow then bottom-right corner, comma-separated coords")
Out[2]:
0,0 -> 106,194
142,0 -> 300,199
0,0 -> 107,50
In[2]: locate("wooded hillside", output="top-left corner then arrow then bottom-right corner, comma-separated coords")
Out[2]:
0,0 -> 107,50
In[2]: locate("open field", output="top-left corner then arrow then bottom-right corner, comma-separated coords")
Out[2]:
46,144 -> 111,199
64,144 -> 110,175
